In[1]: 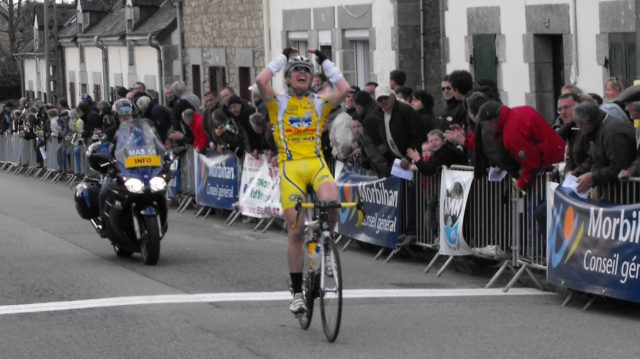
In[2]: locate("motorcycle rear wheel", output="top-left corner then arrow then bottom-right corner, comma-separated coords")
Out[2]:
140,216 -> 160,265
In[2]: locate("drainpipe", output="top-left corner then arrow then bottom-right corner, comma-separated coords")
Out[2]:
174,0 -> 184,82
419,0 -> 425,89
147,33 -> 165,106
93,36 -> 109,101
569,0 -> 579,84
262,0 -> 271,66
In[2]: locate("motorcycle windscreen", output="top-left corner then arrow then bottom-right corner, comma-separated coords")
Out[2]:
114,118 -> 166,177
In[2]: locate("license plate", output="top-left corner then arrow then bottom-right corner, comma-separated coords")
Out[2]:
124,155 -> 161,168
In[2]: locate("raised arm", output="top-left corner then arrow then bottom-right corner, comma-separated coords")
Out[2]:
256,47 -> 295,103
309,48 -> 350,108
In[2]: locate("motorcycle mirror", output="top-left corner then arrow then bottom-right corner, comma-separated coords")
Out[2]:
88,152 -> 112,173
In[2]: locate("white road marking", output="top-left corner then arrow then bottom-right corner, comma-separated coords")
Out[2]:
0,288 -> 554,315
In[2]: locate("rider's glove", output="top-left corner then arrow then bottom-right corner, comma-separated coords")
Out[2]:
313,49 -> 327,65
282,47 -> 294,59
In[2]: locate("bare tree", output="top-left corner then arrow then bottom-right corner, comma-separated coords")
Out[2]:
0,0 -> 34,99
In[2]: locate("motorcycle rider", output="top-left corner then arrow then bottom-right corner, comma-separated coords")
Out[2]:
97,99 -> 135,221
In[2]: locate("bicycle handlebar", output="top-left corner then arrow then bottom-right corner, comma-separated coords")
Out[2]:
291,199 -> 366,229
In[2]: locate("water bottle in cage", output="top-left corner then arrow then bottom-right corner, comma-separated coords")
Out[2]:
307,240 -> 320,271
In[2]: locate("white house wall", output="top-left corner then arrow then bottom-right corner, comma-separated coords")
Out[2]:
267,0 -> 396,91
23,58 -> 39,96
65,47 -> 80,103
108,46 -> 128,88
134,46 -> 159,90
444,0 -> 608,107
84,47 -> 103,99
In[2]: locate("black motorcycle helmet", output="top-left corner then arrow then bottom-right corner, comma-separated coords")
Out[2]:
74,181 -> 100,220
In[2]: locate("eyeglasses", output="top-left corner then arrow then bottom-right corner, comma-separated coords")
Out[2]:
377,96 -> 390,103
292,66 -> 311,73
441,87 -> 452,91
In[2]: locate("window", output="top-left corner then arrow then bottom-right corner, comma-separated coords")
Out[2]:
69,82 -> 76,108
128,44 -> 135,66
192,65 -> 201,99
318,30 -> 332,62
344,30 -> 370,88
208,66 -> 226,93
609,33 -> 636,85
93,84 -> 101,102
79,46 -> 85,64
287,31 -> 308,54
81,83 -> 87,97
238,67 -> 251,101
472,34 -> 498,85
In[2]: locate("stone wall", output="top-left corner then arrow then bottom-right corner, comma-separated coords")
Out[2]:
182,0 -> 264,96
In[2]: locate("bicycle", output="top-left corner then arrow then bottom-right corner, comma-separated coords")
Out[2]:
292,197 -> 364,342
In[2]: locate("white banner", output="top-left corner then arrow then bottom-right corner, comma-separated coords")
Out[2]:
438,167 -> 474,255
238,155 -> 282,218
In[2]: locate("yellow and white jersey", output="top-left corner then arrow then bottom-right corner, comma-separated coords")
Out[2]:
266,94 -> 334,162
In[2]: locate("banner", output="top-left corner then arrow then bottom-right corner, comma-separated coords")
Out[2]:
438,167 -> 474,255
166,155 -> 181,200
547,187 -> 640,303
336,167 -> 402,249
194,150 -> 239,210
238,155 -> 282,218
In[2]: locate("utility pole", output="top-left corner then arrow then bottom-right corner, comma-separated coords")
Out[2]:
43,0 -> 59,104
636,0 -> 640,84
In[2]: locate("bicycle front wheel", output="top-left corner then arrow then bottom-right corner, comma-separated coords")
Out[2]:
319,237 -> 342,342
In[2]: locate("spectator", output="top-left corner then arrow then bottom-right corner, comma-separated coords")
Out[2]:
164,85 -> 177,109
474,100 -> 565,190
570,102 -> 635,193
443,70 -> 475,151
137,96 -> 172,143
437,75 -> 465,129
411,89 -> 439,135
389,69 -> 406,91
395,86 -> 413,104
219,86 -> 236,106
227,95 -> 269,157
311,73 -> 327,93
362,85 -> 426,176
343,86 -> 359,118
169,109 -> 209,153
555,93 -> 591,176
169,80 -> 201,143
208,108 -> 245,154
407,129 -> 467,177
81,94 -> 99,113
0,103 -> 10,133
561,84 -> 583,96
604,76 -> 627,103
77,102 -> 102,144
329,106 -> 354,162
364,81 -> 378,99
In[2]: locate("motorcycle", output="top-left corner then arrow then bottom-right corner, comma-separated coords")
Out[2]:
74,118 -> 185,265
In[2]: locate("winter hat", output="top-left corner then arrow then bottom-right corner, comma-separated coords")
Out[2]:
228,96 -> 243,107
476,100 -> 502,123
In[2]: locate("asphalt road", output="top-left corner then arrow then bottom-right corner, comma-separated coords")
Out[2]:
0,171 -> 639,359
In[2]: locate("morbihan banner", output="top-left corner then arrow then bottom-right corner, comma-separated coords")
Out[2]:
194,150 -> 239,210
438,167 -> 474,256
547,187 -> 640,303
336,166 -> 403,249
238,155 -> 282,218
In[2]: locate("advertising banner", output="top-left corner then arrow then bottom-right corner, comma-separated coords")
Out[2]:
194,151 -> 239,210
336,167 -> 402,249
238,155 -> 282,218
548,187 -> 640,303
438,167 -> 474,255
166,155 -> 181,200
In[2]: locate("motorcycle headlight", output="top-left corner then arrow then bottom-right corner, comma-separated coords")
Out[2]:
124,178 -> 145,193
149,176 -> 167,192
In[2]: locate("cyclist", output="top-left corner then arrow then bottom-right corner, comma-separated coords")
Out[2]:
256,47 -> 351,315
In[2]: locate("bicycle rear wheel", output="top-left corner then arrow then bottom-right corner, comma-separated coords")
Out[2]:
319,237 -> 342,342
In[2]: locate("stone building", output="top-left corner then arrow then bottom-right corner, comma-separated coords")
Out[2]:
182,0 -> 265,101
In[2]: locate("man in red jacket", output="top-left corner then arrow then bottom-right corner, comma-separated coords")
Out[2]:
169,108 -> 209,153
475,100 -> 566,190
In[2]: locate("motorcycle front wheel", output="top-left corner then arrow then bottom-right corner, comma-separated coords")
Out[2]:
140,216 -> 161,265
